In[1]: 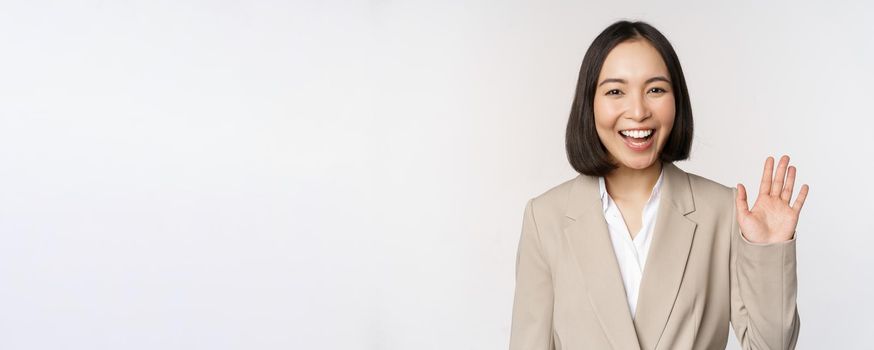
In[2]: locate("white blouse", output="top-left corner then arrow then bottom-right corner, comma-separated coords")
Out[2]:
597,167 -> 665,319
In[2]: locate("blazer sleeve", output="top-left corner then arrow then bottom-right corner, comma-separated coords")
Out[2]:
729,187 -> 801,349
509,198 -> 555,350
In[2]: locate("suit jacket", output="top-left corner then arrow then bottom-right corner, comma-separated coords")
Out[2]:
509,161 -> 799,350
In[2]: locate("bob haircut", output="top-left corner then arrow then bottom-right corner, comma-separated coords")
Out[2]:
565,20 -> 693,176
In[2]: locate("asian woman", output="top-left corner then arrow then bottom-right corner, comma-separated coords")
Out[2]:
508,20 -> 808,350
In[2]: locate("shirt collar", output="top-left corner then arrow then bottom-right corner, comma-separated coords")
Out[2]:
598,165 -> 666,211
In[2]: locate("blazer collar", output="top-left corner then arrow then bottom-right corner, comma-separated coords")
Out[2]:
562,161 -> 698,350
597,165 -> 666,213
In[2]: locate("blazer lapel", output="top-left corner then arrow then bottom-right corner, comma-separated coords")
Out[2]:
562,162 -> 697,350
563,172 -> 641,350
633,162 -> 698,349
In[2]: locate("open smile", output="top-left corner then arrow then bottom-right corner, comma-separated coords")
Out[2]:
618,129 -> 655,151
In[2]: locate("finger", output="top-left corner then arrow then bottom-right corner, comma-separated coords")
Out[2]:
736,183 -> 751,216
758,156 -> 774,198
792,184 -> 809,213
781,165 -> 796,203
770,155 -> 790,197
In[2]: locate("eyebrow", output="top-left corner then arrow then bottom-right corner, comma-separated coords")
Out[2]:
598,76 -> 672,87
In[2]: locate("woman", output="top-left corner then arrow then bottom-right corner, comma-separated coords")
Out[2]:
508,20 -> 808,350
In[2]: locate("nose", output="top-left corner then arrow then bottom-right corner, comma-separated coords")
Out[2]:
626,92 -> 651,122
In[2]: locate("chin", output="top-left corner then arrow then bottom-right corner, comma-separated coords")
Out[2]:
620,157 -> 658,170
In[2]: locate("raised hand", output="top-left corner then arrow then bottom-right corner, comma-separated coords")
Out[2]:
735,155 -> 809,244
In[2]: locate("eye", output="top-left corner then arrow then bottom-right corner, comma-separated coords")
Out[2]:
605,89 -> 623,96
648,87 -> 668,94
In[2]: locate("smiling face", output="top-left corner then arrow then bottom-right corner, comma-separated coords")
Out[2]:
593,38 -> 676,171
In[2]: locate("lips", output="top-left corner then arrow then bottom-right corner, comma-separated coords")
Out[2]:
619,129 -> 655,151
618,130 -> 655,141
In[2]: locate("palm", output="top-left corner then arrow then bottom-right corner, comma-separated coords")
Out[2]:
735,155 -> 810,244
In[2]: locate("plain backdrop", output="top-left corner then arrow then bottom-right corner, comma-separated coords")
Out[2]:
1,0 -> 872,349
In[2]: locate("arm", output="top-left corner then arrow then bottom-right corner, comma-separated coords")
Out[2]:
730,186 -> 801,349
508,198 -> 555,350
731,155 -> 809,349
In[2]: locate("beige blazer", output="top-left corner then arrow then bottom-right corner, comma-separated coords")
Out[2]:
509,162 -> 799,350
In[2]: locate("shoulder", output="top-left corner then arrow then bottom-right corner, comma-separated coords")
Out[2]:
531,175 -> 578,204
524,175 -> 580,227
685,168 -> 734,198
679,165 -> 736,216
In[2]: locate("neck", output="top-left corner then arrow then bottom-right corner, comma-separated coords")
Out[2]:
603,161 -> 663,202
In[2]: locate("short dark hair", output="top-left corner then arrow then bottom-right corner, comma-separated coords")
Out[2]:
565,20 -> 693,176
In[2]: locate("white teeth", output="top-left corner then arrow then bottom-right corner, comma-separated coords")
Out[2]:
620,129 -> 653,138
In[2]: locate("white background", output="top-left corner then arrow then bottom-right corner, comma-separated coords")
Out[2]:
1,0 -> 872,349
